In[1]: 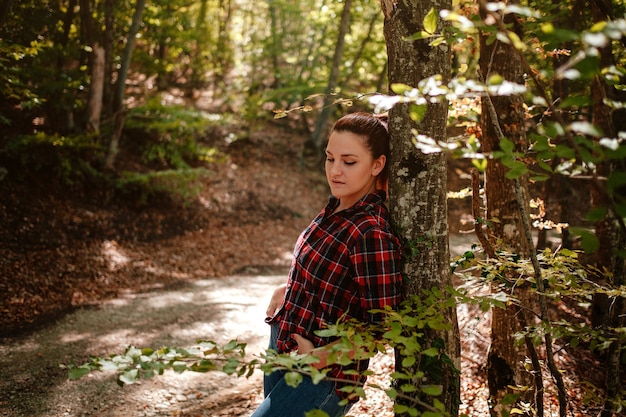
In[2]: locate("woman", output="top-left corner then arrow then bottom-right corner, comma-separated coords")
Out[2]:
252,112 -> 403,417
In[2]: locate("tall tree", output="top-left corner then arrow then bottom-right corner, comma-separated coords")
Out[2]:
107,0 -> 147,169
112,0 -> 146,114
0,0 -> 13,29
478,0 -> 535,415
589,1 -> 626,415
102,0 -> 116,117
382,0 -> 460,414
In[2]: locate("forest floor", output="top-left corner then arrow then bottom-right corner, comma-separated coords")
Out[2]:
0,119 -> 610,416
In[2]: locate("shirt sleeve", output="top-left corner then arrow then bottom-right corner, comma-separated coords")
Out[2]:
351,227 -> 403,323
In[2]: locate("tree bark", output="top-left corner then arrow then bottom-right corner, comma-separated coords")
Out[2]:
86,44 -> 105,133
589,1 -> 626,415
112,0 -> 147,114
108,0 -> 146,169
382,0 -> 460,415
103,0 -> 116,118
478,1 -> 534,414
0,0 -> 13,29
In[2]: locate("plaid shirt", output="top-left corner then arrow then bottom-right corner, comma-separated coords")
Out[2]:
268,190 -> 403,398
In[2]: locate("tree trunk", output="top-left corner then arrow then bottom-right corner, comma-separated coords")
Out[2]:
102,0 -> 116,118
112,0 -> 147,114
214,0 -> 233,90
190,0 -> 209,90
0,0 -> 13,29
79,0 -> 95,68
478,1 -> 534,414
589,1 -> 626,415
108,0 -> 146,168
86,44 -> 105,133
382,0 -> 460,415
306,0 -> 354,161
346,11 -> 379,83
268,0 -> 282,88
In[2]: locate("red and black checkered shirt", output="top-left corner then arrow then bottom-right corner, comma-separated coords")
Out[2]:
268,190 -> 403,397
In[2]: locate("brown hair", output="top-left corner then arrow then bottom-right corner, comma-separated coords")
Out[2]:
331,112 -> 391,185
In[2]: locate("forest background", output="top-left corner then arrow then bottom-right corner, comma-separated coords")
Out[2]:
1,0 -> 626,416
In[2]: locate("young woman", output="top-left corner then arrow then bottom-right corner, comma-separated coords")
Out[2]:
251,112 -> 403,417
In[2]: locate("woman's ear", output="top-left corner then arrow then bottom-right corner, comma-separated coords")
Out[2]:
372,155 -> 386,176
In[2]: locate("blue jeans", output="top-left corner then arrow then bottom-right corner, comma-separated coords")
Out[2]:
254,324 -> 352,417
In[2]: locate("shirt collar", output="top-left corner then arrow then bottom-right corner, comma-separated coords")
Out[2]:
326,190 -> 387,216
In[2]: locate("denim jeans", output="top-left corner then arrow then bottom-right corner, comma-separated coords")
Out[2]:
253,323 -> 352,417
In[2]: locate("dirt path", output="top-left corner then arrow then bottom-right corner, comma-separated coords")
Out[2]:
0,274 -> 287,417
0,233 -> 486,417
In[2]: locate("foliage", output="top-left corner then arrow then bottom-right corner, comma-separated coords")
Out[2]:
114,168 -> 212,206
0,132 -> 103,186
124,97 -> 225,169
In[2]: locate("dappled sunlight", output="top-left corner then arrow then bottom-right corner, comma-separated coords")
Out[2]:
101,240 -> 130,271
59,331 -> 94,344
70,275 -> 285,356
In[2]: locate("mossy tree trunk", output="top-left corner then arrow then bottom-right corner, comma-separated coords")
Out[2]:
382,0 -> 460,414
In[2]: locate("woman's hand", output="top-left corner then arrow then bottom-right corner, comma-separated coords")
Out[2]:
291,334 -> 329,369
266,283 -> 287,318
291,333 -> 315,354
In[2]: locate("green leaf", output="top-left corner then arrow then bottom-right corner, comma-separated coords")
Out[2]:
385,387 -> 398,399
499,137 -> 514,154
393,404 -> 411,414
284,371 -> 303,388
172,361 -> 188,373
501,393 -> 520,405
391,83 -> 414,95
423,347 -> 440,357
585,206 -> 607,222
424,7 -> 438,34
505,161 -> 529,179
410,104 -> 427,122
422,412 -> 444,417
488,74 -> 504,85
68,366 -> 91,380
405,30 -> 433,41
608,171 -> 626,192
422,384 -> 443,396
119,369 -> 139,385
569,227 -> 600,253
305,410 -> 330,417
402,355 -> 416,367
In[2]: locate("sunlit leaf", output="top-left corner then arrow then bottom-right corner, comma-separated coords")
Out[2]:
119,368 -> 139,385
569,121 -> 603,137
402,355 -> 416,367
305,410 -> 330,417
424,7 -> 438,34
599,138 -> 620,151
284,371 -> 303,388
423,347 -> 440,357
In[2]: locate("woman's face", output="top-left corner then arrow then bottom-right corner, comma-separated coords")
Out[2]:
325,130 -> 385,211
